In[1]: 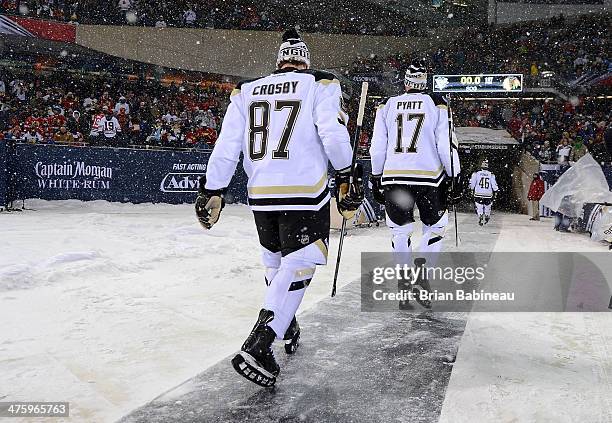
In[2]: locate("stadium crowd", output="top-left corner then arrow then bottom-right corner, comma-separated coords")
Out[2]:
0,69 -> 230,149
351,13 -> 610,88
347,12 -> 611,163
1,66 -> 608,165
452,98 -> 611,165
1,0 -> 432,36
0,8 -> 609,163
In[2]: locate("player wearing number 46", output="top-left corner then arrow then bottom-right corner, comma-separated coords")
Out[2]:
369,60 -> 461,308
469,160 -> 498,226
195,28 -> 364,388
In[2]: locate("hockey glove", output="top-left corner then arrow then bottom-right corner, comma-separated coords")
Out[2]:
335,163 -> 364,220
370,174 -> 386,205
195,177 -> 226,230
446,175 -> 463,206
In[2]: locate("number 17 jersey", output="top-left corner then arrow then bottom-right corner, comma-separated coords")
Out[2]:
369,91 -> 460,187
204,68 -> 353,211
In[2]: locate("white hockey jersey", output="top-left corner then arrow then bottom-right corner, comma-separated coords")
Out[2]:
469,170 -> 498,198
204,68 -> 353,211
96,116 -> 121,138
369,91 -> 460,186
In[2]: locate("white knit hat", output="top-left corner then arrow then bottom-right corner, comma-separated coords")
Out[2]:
276,29 -> 310,68
404,60 -> 428,91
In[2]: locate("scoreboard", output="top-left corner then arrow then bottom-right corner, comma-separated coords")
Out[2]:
432,74 -> 523,93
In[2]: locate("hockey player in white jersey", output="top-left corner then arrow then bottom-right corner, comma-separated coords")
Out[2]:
195,29 -> 363,387
369,61 -> 461,308
469,159 -> 498,225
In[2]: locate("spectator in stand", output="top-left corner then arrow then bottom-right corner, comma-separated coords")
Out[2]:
39,122 -> 54,143
62,92 -> 78,111
556,139 -> 572,167
89,107 -> 105,140
99,92 -> 114,110
118,0 -> 132,13
183,7 -> 197,26
66,110 -> 86,138
128,115 -> 143,144
83,94 -> 96,111
94,108 -> 121,145
54,126 -> 74,144
114,96 -> 130,115
540,140 -> 554,163
528,173 -> 545,221
570,138 -> 588,162
48,107 -> 66,131
24,126 -> 42,143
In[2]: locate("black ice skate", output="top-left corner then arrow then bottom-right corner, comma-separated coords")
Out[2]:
398,277 -> 414,310
411,258 -> 432,309
478,215 -> 484,226
484,216 -> 490,225
283,316 -> 300,354
231,309 -> 280,388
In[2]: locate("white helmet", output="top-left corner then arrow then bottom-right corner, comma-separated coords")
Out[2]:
276,29 -> 310,68
404,60 -> 428,91
481,159 -> 489,169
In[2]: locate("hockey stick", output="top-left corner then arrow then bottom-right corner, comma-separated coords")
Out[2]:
448,99 -> 459,247
332,81 -> 369,297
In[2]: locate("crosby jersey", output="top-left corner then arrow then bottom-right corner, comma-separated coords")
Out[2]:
205,68 -> 353,211
469,170 -> 498,198
369,91 -> 460,186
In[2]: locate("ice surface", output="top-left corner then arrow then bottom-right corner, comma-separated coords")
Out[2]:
0,200 -> 399,422
1,201 -> 610,422
120,281 -> 468,423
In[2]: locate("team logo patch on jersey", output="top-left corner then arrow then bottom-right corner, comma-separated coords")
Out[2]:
299,234 -> 310,245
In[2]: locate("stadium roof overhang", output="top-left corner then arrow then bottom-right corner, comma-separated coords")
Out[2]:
0,32 -> 102,60
456,127 -> 520,151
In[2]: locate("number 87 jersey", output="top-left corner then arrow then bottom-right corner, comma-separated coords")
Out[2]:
204,68 -> 353,211
369,91 -> 460,186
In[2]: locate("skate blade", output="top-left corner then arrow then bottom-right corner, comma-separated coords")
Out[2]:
284,331 -> 300,355
231,352 -> 277,387
398,300 -> 414,310
412,287 -> 432,309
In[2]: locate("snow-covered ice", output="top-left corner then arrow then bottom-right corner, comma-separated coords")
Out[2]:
1,200 -> 610,422
0,200 -> 390,422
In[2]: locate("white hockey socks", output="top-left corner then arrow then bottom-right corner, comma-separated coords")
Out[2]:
475,202 -> 485,216
387,220 -> 414,254
262,247 -> 281,286
264,256 -> 315,339
419,212 -> 448,258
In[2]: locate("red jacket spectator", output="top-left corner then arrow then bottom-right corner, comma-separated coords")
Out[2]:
25,114 -> 46,128
48,113 -> 66,130
528,175 -> 545,201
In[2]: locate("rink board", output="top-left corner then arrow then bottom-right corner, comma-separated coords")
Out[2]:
119,281 -> 466,423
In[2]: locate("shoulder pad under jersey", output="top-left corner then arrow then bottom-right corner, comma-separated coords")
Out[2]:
427,93 -> 448,108
297,69 -> 339,82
